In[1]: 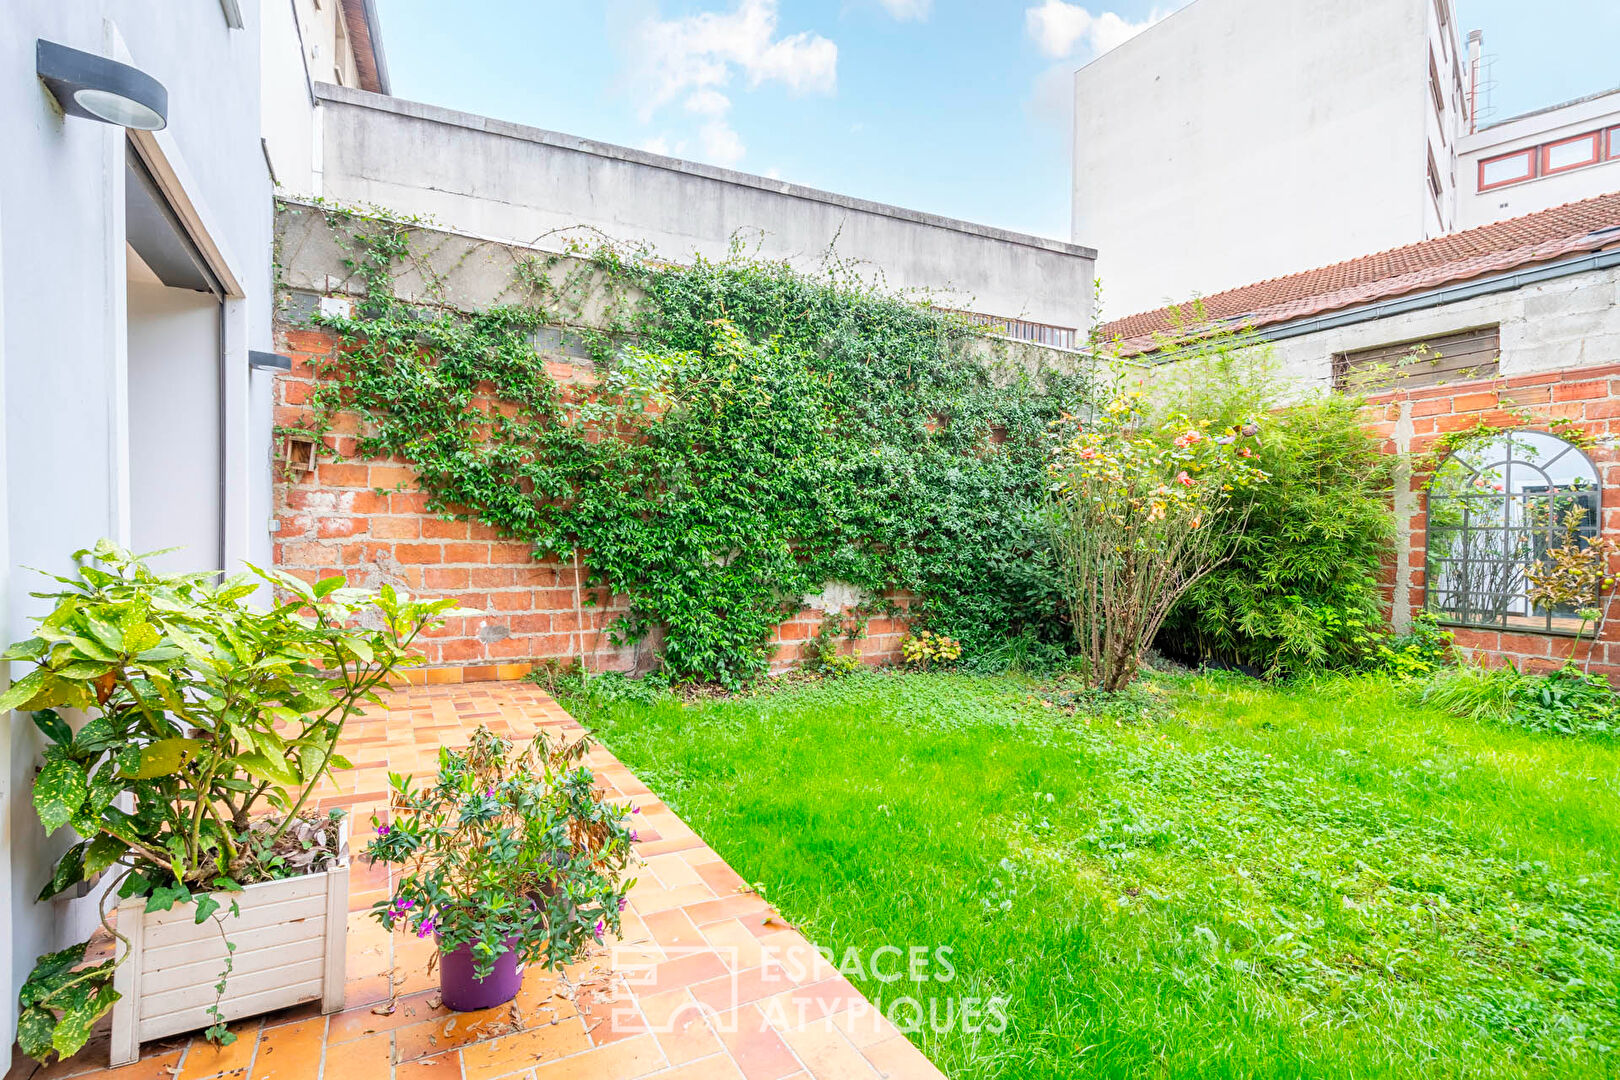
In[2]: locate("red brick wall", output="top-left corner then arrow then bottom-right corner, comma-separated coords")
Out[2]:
272,326 -> 909,680
1364,362 -> 1620,680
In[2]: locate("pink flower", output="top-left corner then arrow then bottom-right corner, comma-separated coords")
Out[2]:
1238,446 -> 1253,458
417,918 -> 435,939
1175,471 -> 1194,486
1174,430 -> 1204,448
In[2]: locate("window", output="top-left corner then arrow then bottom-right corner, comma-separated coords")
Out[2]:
1427,431 -> 1602,634
1429,54 -> 1446,115
1334,326 -> 1500,393
1427,148 -> 1444,200
1610,127 -> 1620,160
1543,132 -> 1602,175
1479,148 -> 1536,190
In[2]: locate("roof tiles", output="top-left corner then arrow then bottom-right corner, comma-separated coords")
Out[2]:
1101,190 -> 1620,355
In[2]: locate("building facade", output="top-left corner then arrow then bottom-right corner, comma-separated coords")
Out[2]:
1459,85 -> 1620,230
0,0 -> 283,1066
1073,0 -> 1466,317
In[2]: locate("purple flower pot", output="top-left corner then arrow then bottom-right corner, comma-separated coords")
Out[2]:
437,935 -> 524,1011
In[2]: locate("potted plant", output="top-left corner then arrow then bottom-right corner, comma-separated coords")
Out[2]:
363,726 -> 636,1010
0,541 -> 454,1065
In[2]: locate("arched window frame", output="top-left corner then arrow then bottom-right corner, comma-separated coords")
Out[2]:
1424,429 -> 1603,634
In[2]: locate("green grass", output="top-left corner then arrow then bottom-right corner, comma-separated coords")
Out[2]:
564,670 -> 1620,1079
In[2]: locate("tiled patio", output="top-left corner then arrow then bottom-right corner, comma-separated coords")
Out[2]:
8,682 -> 941,1080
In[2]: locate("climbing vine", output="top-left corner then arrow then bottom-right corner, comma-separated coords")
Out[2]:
283,203 -> 1092,685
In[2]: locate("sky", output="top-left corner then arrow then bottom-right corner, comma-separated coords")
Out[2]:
377,0 -> 1620,243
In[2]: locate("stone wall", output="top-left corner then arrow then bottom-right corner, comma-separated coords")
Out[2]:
1365,361 -> 1620,679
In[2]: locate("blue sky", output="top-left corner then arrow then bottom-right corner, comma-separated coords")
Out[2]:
377,0 -> 1620,243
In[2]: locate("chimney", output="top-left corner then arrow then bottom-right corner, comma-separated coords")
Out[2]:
1466,30 -> 1483,134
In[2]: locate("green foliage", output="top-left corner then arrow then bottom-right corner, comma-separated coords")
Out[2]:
364,726 -> 635,977
295,207 -> 1090,685
4,540 -> 452,1062
801,612 -> 865,677
1149,339 -> 1396,675
1048,388 -> 1267,690
899,629 -> 963,671
1372,609 -> 1455,678
1421,661 -> 1620,738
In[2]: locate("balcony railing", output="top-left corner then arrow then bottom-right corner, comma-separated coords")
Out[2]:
942,308 -> 1079,351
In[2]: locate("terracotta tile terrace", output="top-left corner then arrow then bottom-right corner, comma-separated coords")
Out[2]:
8,682 -> 941,1080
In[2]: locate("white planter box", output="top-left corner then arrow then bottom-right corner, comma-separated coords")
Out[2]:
109,824 -> 349,1066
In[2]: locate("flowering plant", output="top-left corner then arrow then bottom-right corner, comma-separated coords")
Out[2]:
1048,394 -> 1267,690
364,726 -> 636,978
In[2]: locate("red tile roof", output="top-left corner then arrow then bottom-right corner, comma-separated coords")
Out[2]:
1100,191 -> 1620,356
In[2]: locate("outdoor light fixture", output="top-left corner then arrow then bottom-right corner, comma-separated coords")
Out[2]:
249,350 -> 293,373
36,39 -> 167,131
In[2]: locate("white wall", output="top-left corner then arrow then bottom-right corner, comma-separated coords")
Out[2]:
1074,0 -> 1454,319
1458,90 -> 1620,230
127,282 -> 224,574
313,86 -> 1097,333
0,2 -> 274,1060
261,0 -> 319,198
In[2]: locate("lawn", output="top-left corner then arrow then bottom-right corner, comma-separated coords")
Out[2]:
563,669 -> 1620,1079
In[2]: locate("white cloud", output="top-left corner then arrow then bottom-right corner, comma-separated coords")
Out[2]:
1024,1 -> 1165,60
876,0 -> 932,20
699,120 -> 747,167
641,134 -> 675,156
684,89 -> 733,116
633,0 -> 837,119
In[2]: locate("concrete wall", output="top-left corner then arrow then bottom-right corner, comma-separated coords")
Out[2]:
0,1 -> 275,1059
309,84 -> 1096,333
1074,0 -> 1458,318
1254,264 -> 1620,391
1458,89 -> 1620,230
261,0 -> 319,197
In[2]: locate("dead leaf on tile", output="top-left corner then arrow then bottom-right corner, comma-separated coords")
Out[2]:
426,991 -> 443,1010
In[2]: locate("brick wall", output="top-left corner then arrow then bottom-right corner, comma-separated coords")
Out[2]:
272,326 -> 910,681
1364,361 -> 1620,680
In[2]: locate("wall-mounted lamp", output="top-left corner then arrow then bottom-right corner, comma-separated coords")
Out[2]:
36,39 -> 167,131
249,350 -> 293,373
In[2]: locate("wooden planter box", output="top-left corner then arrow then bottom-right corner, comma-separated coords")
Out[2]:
109,824 -> 349,1066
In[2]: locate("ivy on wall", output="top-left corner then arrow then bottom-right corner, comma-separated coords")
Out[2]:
285,205 -> 1092,685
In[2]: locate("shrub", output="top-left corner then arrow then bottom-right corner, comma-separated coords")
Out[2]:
1147,330 -> 1395,675
1047,392 -> 1266,690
